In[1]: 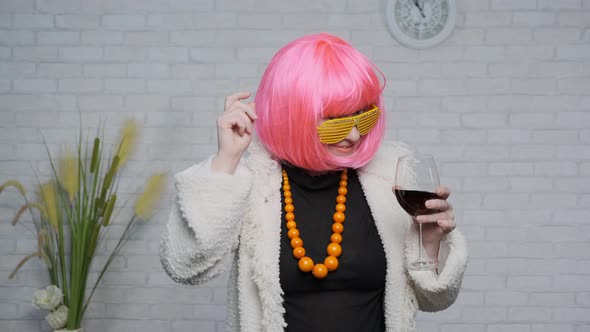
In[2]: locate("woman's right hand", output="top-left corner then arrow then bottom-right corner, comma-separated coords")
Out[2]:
211,91 -> 257,174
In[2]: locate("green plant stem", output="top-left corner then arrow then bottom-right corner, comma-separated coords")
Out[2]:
46,234 -> 59,291
57,213 -> 69,307
82,216 -> 136,315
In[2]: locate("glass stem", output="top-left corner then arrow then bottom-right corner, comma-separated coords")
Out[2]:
418,222 -> 423,261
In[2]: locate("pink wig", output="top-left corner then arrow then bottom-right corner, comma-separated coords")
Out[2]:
254,33 -> 386,172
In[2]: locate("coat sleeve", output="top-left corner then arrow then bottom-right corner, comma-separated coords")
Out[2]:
159,157 -> 252,285
405,228 -> 468,312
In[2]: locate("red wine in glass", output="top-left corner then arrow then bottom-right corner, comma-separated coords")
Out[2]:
394,154 -> 440,271
394,189 -> 439,216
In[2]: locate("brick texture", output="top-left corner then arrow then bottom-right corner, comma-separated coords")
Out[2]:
0,0 -> 588,331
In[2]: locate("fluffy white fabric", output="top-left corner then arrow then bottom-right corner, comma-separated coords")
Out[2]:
160,140 -> 468,332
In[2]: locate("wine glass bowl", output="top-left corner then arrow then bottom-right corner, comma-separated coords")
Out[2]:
394,154 -> 440,271
394,189 -> 439,217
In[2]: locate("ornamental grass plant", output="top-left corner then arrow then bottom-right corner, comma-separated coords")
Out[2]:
0,119 -> 167,330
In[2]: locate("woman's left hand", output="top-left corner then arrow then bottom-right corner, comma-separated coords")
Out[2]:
414,186 -> 456,259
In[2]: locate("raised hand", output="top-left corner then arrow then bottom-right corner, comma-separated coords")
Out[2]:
211,91 -> 257,174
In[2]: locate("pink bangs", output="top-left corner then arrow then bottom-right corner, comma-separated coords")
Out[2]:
255,33 -> 386,172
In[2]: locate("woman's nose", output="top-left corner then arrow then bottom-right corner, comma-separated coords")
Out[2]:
346,126 -> 361,142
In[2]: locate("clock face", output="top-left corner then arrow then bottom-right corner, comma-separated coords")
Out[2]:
386,0 -> 456,49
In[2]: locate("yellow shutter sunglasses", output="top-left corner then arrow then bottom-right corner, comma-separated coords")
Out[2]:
317,105 -> 382,144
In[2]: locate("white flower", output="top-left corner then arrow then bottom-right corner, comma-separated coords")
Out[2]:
46,305 -> 68,329
32,285 -> 63,311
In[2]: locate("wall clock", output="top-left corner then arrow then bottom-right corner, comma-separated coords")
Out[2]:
385,0 -> 457,49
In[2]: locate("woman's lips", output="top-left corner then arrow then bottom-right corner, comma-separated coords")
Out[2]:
333,144 -> 354,153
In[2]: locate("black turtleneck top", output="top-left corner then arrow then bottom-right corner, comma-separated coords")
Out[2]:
279,164 -> 388,332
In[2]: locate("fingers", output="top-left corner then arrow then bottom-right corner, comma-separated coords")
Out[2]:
219,109 -> 255,136
416,196 -> 455,232
416,210 -> 454,223
435,186 -> 451,199
436,218 -> 456,232
225,91 -> 251,111
224,95 -> 257,120
234,115 -> 251,136
243,102 -> 257,121
414,186 -> 457,235
425,198 -> 451,211
219,93 -> 257,137
416,213 -> 456,233
226,101 -> 256,119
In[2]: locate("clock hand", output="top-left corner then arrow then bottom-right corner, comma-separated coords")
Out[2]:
413,0 -> 426,18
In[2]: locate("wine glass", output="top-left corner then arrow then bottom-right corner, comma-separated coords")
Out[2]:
394,153 -> 440,271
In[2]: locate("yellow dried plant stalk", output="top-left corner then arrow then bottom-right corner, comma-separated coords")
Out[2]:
116,119 -> 139,167
0,180 -> 26,196
40,182 -> 59,231
11,202 -> 45,226
135,173 -> 166,220
59,151 -> 78,203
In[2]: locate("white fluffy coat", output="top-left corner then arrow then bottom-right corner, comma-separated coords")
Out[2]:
160,140 -> 468,332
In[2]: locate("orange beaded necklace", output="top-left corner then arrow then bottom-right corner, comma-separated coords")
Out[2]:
282,168 -> 349,279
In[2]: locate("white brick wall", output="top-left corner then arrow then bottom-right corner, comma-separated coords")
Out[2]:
0,0 -> 588,331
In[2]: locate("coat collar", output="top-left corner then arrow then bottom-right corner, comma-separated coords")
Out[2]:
241,139 -> 413,331
241,139 -> 285,331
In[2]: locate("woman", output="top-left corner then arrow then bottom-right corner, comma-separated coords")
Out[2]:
160,33 -> 467,332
